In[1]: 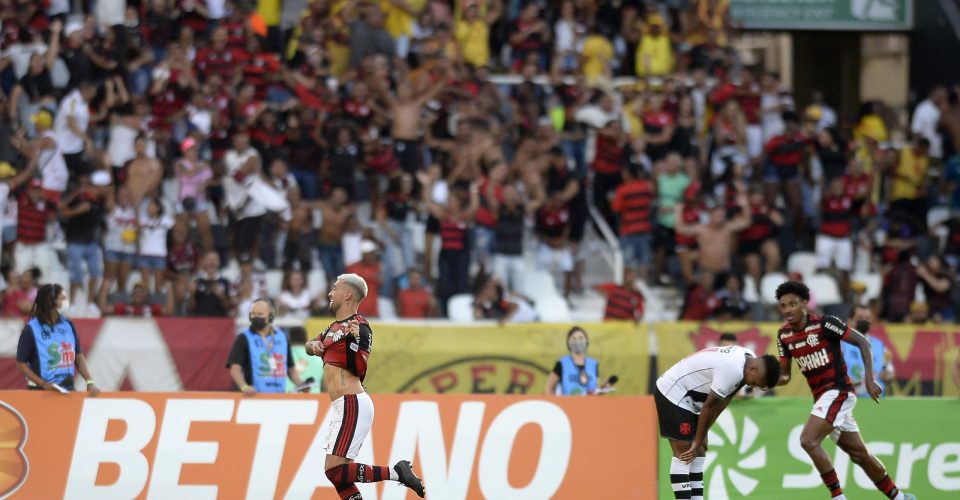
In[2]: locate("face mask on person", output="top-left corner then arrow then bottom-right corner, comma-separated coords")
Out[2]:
250,317 -> 268,330
855,320 -> 871,334
58,298 -> 69,315
568,339 -> 587,354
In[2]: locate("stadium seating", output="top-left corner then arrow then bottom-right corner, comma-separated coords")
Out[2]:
447,294 -> 475,322
787,252 -> 818,279
520,270 -> 562,299
535,295 -> 572,322
760,272 -> 788,306
807,274 -> 842,306
377,297 -> 397,320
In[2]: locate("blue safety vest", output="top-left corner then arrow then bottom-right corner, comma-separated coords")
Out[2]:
29,317 -> 77,386
558,355 -> 598,396
243,328 -> 289,393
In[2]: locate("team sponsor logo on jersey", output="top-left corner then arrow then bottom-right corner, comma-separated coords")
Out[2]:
804,325 -> 819,332
824,321 -> 844,336
807,334 -> 820,347
796,350 -> 830,372
791,341 -> 807,350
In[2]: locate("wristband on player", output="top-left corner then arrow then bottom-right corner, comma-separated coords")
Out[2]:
241,384 -> 252,391
86,379 -> 95,386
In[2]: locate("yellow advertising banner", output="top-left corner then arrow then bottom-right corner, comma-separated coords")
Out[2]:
653,321 -> 960,397
305,320 -> 649,395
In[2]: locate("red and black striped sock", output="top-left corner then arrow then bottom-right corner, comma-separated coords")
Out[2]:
874,475 -> 900,499
820,469 -> 844,497
330,463 -> 393,484
334,483 -> 361,500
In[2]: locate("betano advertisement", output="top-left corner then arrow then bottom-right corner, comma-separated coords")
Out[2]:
304,320 -> 648,396
0,392 -> 657,499
657,398 -> 960,499
655,322 -> 960,397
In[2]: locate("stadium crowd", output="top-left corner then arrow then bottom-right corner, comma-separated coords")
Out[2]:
0,0 -> 957,324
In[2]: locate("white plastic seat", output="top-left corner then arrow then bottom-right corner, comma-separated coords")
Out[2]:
535,295 -> 572,322
447,294 -> 475,322
759,272 -> 788,305
377,297 -> 397,320
787,252 -> 818,279
807,274 -> 842,306
264,270 -> 284,298
519,269 -> 561,298
307,268 -> 327,297
743,275 -> 760,303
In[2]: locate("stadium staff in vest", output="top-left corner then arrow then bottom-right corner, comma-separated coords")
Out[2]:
545,326 -> 612,396
15,284 -> 100,395
227,298 -> 306,395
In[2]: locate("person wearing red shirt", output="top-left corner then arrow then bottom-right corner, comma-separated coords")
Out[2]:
817,177 -> 855,272
194,26 -> 247,84
738,184 -> 783,296
396,270 -> 437,319
763,111 -> 809,243
592,120 -> 626,229
612,163 -> 655,281
345,241 -> 382,318
595,267 -> 645,322
111,283 -> 165,317
642,92 -> 676,161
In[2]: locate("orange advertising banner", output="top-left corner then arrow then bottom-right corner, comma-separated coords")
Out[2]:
0,392 -> 657,499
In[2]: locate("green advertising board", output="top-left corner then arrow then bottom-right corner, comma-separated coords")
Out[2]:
730,0 -> 914,31
658,398 -> 960,499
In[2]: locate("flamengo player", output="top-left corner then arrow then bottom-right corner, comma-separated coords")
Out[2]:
656,344 -> 780,499
774,281 -> 915,500
305,274 -> 425,499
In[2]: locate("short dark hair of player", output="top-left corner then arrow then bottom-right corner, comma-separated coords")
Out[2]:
775,280 -> 810,302
31,283 -> 64,325
761,354 -> 781,389
288,326 -> 308,344
719,332 -> 737,343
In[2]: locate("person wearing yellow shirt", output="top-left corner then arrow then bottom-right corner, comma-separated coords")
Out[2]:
635,13 -> 675,77
455,0 -> 501,68
889,138 -> 931,228
382,0 -> 426,58
580,24 -> 614,86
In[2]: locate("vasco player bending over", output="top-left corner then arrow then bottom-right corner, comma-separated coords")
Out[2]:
305,274 -> 425,499
775,281 -> 915,500
656,344 -> 780,499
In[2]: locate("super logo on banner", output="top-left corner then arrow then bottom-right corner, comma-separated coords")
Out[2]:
657,398 -> 960,499
304,321 -> 649,395
655,322 -> 960,397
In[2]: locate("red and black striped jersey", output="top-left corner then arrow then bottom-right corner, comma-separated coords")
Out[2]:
776,312 -> 854,400
320,314 -> 372,382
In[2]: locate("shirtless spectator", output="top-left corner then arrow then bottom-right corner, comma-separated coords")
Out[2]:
281,188 -> 315,272
124,134 -> 163,208
384,65 -> 448,174
316,187 -> 356,284
675,194 -> 750,274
